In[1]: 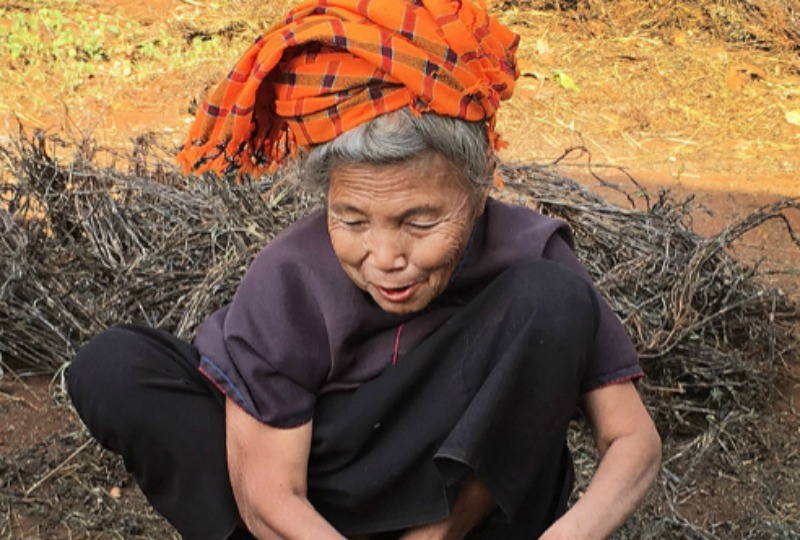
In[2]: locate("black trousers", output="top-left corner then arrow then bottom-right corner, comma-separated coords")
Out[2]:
68,260 -> 597,540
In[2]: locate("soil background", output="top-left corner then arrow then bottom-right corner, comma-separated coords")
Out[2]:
1,0 -> 799,538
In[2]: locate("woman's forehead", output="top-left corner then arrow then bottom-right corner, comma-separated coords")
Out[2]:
329,153 -> 467,193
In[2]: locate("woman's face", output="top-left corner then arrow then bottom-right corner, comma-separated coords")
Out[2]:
327,152 -> 486,314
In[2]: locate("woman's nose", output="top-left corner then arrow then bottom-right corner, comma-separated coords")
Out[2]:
367,228 -> 407,271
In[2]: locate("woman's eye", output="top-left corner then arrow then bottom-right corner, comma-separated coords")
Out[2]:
341,219 -> 366,228
407,222 -> 436,231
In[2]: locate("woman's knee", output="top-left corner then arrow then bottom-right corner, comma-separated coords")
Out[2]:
68,324 -> 206,450
69,327 -> 152,425
69,326 -> 136,396
67,326 -> 151,448
68,324 -> 198,401
69,324 -> 195,422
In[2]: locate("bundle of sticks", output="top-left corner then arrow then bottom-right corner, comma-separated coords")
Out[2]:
1,133 -> 798,508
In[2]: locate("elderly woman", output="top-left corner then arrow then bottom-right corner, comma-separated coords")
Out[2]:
67,1 -> 661,539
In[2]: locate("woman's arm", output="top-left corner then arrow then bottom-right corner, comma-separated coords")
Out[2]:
540,381 -> 662,540
225,397 -> 346,540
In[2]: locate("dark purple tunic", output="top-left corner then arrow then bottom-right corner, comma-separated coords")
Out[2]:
194,198 -> 642,427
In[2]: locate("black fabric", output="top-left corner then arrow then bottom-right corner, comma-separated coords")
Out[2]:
307,259 -> 594,537
68,259 -> 598,539
67,325 -> 243,540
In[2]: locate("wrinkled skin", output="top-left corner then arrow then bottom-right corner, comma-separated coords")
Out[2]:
327,152 -> 487,314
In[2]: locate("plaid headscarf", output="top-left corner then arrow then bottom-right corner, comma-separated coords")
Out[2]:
177,0 -> 519,178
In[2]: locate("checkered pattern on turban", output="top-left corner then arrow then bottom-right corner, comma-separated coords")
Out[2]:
177,0 -> 519,178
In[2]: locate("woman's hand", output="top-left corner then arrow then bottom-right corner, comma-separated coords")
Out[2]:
225,398 -> 346,540
398,521 -> 451,540
539,381 -> 661,540
398,474 -> 495,540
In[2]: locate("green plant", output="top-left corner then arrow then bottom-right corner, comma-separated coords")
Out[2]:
0,0 -> 243,128
1,4 -> 136,89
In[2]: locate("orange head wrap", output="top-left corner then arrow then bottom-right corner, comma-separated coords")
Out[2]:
177,0 -> 519,179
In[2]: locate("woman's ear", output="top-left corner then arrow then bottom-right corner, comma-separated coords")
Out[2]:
474,156 -> 497,217
474,184 -> 491,218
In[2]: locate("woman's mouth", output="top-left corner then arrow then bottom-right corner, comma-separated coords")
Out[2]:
375,283 -> 419,303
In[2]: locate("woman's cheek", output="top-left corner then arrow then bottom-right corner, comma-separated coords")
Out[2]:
414,229 -> 465,270
330,230 -> 365,268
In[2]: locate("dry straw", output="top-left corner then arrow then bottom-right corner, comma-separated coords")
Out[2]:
496,0 -> 800,177
506,0 -> 800,51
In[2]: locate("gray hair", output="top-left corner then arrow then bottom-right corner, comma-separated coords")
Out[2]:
297,108 -> 495,195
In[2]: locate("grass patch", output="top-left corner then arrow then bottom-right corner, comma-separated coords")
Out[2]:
0,0 -> 231,84
0,0 -> 247,128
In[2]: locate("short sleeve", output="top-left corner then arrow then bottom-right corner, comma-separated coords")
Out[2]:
194,214 -> 335,427
542,233 -> 644,393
